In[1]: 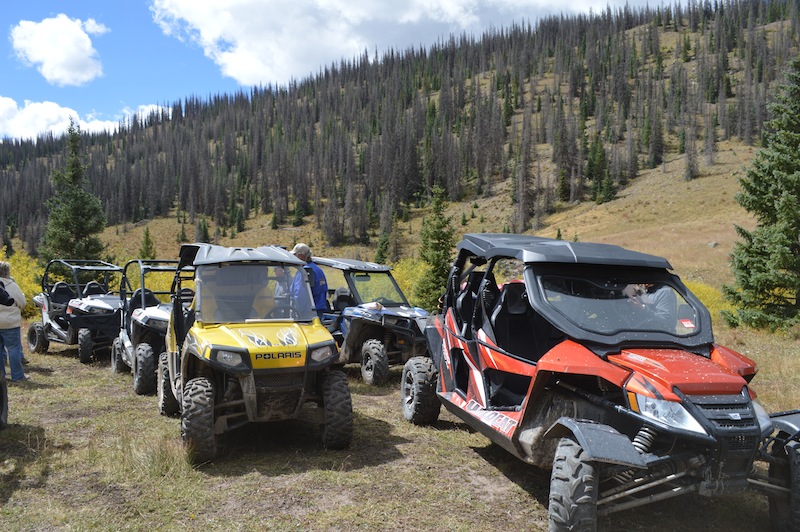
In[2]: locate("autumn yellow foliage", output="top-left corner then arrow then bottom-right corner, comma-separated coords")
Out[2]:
3,246 -> 41,319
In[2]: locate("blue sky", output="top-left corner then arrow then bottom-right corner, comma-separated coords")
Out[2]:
1,0 -> 651,140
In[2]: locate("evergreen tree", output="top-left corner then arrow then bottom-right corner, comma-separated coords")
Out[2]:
723,55 -> 800,328
375,232 -> 389,264
39,120 -> 106,262
415,186 -> 455,312
138,227 -> 156,259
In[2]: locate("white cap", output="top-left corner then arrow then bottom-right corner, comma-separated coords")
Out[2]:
291,243 -> 311,258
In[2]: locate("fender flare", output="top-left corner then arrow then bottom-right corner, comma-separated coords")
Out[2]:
544,417 -> 647,469
771,410 -> 800,442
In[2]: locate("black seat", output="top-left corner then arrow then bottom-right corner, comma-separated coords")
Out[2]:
332,287 -> 356,312
491,282 -> 538,359
50,282 -> 76,305
129,288 -> 160,314
455,271 -> 484,337
82,281 -> 106,297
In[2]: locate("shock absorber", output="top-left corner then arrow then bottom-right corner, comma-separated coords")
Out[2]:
632,426 -> 657,453
614,426 -> 658,484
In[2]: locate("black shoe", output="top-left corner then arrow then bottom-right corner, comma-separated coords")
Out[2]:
21,358 -> 29,365
10,375 -> 29,382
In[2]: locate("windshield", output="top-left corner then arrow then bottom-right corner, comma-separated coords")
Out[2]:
195,263 -> 316,323
349,271 -> 408,306
540,275 -> 698,337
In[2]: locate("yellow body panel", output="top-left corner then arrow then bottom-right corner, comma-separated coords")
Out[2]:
183,319 -> 333,370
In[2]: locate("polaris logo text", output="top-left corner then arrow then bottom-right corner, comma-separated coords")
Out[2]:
255,352 -> 302,360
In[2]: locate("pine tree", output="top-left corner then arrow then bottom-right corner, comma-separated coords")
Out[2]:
39,120 -> 106,262
723,55 -> 800,328
138,227 -> 156,259
415,186 -> 455,312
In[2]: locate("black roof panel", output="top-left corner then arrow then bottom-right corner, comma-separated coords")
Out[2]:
458,233 -> 672,269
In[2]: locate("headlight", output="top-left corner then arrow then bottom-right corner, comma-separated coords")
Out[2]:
632,393 -> 707,435
143,317 -> 168,333
310,345 -> 334,362
216,350 -> 243,367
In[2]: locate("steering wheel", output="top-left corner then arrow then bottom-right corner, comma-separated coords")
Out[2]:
266,305 -> 298,319
375,297 -> 393,305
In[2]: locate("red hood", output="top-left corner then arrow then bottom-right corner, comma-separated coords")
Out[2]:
608,348 -> 748,401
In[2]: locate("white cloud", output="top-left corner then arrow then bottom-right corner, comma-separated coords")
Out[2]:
0,97 -> 174,141
10,14 -> 108,87
150,0 -> 492,85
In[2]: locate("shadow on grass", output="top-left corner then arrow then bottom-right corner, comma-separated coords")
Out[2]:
203,410 -> 410,476
0,423 -> 64,505
341,365 -> 403,396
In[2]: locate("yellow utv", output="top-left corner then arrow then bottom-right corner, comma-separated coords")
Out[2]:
160,243 -> 352,463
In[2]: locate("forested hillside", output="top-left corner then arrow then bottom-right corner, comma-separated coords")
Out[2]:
0,0 -> 798,256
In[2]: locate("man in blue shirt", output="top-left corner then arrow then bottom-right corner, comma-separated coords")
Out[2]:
290,243 -> 328,319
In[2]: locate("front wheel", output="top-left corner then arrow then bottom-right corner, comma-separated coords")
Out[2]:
321,370 -> 353,450
401,356 -> 440,425
110,338 -> 128,374
133,343 -> 156,395
157,352 -> 179,417
27,322 -> 49,354
769,439 -> 800,531
77,328 -> 93,363
360,338 -> 389,385
181,377 -> 217,463
548,437 -> 599,532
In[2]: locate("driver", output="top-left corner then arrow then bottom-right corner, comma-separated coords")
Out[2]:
623,283 -> 677,330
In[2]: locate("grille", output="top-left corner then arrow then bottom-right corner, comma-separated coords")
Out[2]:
686,392 -> 758,436
724,435 -> 760,452
254,371 -> 304,389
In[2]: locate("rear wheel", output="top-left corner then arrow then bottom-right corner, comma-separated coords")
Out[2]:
321,370 -> 353,450
360,338 -> 389,385
157,352 -> 179,417
110,338 -> 128,374
133,343 -> 156,395
77,328 -> 93,363
401,356 -> 441,425
27,322 -> 49,353
769,439 -> 800,531
181,377 -> 217,463
548,437 -> 599,532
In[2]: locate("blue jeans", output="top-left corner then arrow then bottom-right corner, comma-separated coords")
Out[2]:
0,327 -> 25,381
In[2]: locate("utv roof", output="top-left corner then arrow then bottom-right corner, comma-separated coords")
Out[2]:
178,243 -> 306,269
122,259 -> 180,273
314,257 -> 392,272
45,259 -> 122,272
459,233 -> 672,269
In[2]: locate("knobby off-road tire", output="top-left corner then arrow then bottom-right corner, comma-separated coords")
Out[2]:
548,437 -> 599,532
110,337 -> 128,374
27,322 -> 49,354
401,356 -> 441,425
0,377 -> 7,430
157,352 -> 179,417
181,377 -> 217,463
133,343 -> 157,395
77,328 -> 93,364
360,338 -> 389,385
321,369 -> 353,450
769,439 -> 800,531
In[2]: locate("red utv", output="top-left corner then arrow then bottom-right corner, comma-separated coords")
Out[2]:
401,233 -> 800,531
